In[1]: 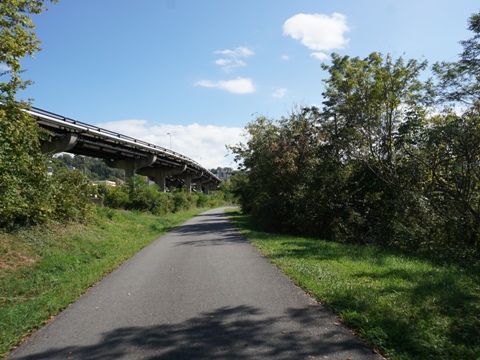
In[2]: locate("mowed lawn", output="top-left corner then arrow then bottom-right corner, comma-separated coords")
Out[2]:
227,209 -> 480,360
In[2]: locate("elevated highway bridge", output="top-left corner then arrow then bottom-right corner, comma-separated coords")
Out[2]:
28,106 -> 220,192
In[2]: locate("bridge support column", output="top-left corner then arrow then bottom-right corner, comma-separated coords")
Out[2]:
105,155 -> 157,179
138,164 -> 187,192
40,133 -> 78,154
182,175 -> 193,193
190,172 -> 206,193
203,182 -> 214,194
179,172 -> 203,193
197,181 -> 212,194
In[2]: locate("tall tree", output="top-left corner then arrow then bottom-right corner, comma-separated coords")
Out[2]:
1,0 -> 58,101
321,52 -> 430,178
0,1 -> 59,227
417,108 -> 480,255
430,10 -> 480,254
319,52 -> 432,244
433,11 -> 480,108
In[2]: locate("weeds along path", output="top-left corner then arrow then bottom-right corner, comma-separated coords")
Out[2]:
7,207 -> 381,360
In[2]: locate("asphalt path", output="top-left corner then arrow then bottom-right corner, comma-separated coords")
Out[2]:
7,207 -> 383,360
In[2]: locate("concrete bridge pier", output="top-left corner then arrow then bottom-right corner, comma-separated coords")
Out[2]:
179,171 -> 204,193
202,181 -> 216,194
138,164 -> 187,192
105,155 -> 157,179
191,172 -> 207,193
40,133 -> 78,154
176,174 -> 193,193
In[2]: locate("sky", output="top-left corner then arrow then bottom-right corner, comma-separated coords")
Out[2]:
16,0 -> 479,169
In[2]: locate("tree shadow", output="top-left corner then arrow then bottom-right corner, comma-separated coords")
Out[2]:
9,305 -> 377,360
171,214 -> 249,247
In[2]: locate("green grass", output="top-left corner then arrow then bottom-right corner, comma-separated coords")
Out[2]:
0,207 -> 209,358
227,209 -> 480,360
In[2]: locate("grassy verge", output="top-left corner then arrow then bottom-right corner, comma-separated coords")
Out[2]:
227,209 -> 480,360
0,206 -> 209,358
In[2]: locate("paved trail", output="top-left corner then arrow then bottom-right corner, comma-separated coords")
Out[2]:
8,207 -> 382,360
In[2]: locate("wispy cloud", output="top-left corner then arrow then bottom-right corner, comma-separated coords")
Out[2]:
194,77 -> 255,94
215,46 -> 254,58
214,46 -> 255,72
311,52 -> 330,61
283,13 -> 349,60
272,88 -> 287,98
281,55 -> 290,61
95,119 -> 244,169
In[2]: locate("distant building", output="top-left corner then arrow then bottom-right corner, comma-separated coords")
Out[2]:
92,180 -> 116,187
217,170 -> 232,182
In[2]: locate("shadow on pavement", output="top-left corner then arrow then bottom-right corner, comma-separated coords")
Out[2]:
11,305 -> 375,360
171,214 -> 247,247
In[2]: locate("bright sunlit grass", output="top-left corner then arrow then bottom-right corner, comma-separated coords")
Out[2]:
227,209 -> 480,360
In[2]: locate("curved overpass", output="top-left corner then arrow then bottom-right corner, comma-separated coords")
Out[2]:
28,106 -> 220,192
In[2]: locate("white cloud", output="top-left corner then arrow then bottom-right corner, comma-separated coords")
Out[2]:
311,52 -> 329,61
215,59 -> 232,67
215,46 -> 254,58
194,77 -> 255,94
95,119 -> 245,169
272,88 -> 287,98
0,64 -> 11,72
214,46 -> 254,72
281,55 -> 290,61
283,13 -> 349,56
214,58 -> 247,71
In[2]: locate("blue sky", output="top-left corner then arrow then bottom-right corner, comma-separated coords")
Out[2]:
18,0 -> 478,169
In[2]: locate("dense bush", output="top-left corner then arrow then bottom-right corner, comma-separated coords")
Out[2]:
97,175 -> 233,216
49,170 -> 96,222
231,107 -> 480,263
0,104 -> 95,229
172,189 -> 190,212
98,183 -> 130,209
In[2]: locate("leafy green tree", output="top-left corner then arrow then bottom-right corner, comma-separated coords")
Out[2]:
428,10 -> 480,257
229,108 -> 337,235
0,2 -> 56,226
51,153 -> 73,169
419,109 -> 480,256
228,116 -> 288,230
1,0 -> 58,102
0,104 -> 52,227
433,11 -> 480,107
321,52 -> 430,173
320,52 -> 431,244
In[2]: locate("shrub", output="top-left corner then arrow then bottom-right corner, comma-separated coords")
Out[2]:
172,190 -> 189,212
50,170 -> 95,223
98,184 -> 130,209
